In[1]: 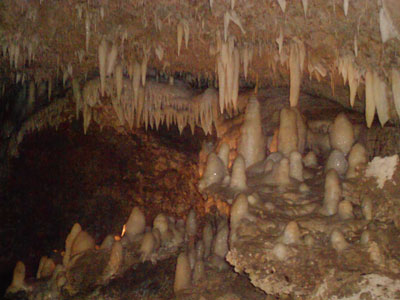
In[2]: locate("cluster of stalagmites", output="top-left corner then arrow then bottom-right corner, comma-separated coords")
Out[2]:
6,204 -> 239,298
198,97 -> 400,297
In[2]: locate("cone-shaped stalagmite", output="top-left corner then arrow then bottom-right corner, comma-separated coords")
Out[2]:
237,97 -> 266,168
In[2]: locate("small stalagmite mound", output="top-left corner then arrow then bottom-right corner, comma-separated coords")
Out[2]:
6,261 -> 29,295
229,154 -> 248,191
174,252 -> 192,294
303,151 -> 318,168
139,232 -> 156,262
198,152 -> 226,191
320,169 -> 342,216
329,113 -> 354,156
70,230 -> 96,260
279,221 -> 301,245
346,143 -> 368,179
326,149 -> 348,177
124,206 -> 146,241
63,223 -> 82,267
289,151 -> 304,182
330,229 -> 349,252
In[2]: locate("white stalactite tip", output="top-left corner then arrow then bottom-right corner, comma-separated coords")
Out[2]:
343,0 -> 349,17
98,39 -> 107,97
177,22 -> 183,56
277,0 -> 286,13
392,69 -> 400,119
365,70 -> 375,128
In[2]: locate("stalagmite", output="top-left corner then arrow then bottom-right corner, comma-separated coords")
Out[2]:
203,222 -> 213,258
289,151 -> 303,182
153,213 -> 170,244
326,149 -> 348,177
193,260 -> 205,283
139,232 -> 155,262
217,143 -> 230,170
100,235 -> 115,250
98,39 -> 107,97
338,200 -> 354,220
125,207 -> 146,241
392,69 -> 400,119
174,252 -> 191,294
6,261 -> 29,294
237,97 -> 266,168
365,70 -> 376,128
103,240 -> 123,280
320,169 -> 341,216
63,223 -> 82,267
70,230 -> 95,258
303,151 -> 318,168
186,209 -> 197,243
213,221 -> 229,258
280,221 -> 301,245
278,108 -> 298,157
330,229 -> 349,252
198,152 -> 226,191
230,194 -> 252,232
273,243 -> 290,261
373,72 -> 389,127
346,143 -> 367,179
36,256 -> 55,279
229,154 -> 247,191
329,113 -> 354,156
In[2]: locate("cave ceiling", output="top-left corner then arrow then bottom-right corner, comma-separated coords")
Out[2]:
1,0 -> 400,129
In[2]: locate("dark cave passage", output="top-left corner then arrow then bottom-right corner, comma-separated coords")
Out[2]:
0,120 -> 207,294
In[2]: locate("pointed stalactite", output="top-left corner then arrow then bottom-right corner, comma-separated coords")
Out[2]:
392,69 -> 400,119
133,61 -> 141,104
177,21 -> 183,56
72,78 -> 81,119
348,61 -> 359,108
302,0 -> 308,17
373,72 -> 389,127
141,57 -> 148,87
107,43 -> 118,77
343,0 -> 349,17
232,48 -> 240,111
98,38 -> 107,97
365,70 -> 375,128
289,41 -> 301,107
277,0 -> 286,13
83,104 -> 91,134
115,63 -> 123,102
217,55 -> 225,113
